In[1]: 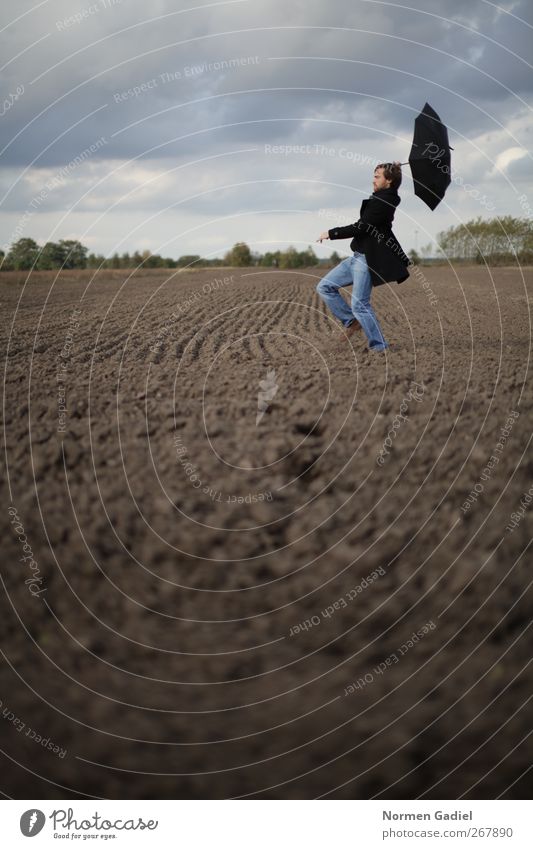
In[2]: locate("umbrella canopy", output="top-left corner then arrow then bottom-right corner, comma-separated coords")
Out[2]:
407,102 -> 452,210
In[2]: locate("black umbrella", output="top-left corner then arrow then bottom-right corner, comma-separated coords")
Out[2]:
402,102 -> 453,210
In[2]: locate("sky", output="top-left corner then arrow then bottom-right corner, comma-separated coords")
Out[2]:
1,0 -> 532,260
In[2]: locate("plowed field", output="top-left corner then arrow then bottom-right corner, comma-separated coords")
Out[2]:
1,264 -> 532,799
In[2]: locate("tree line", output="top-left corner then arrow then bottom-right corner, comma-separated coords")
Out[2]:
436,216 -> 533,264
0,238 -> 328,271
2,218 -> 532,271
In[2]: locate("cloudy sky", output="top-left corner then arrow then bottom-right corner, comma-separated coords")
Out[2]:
1,0 -> 532,259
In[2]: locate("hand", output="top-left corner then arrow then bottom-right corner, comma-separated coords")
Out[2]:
317,231 -> 330,242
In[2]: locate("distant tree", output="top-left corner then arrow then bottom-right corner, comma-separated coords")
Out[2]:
437,216 -> 533,264
259,251 -> 281,267
329,250 -> 341,265
37,241 -> 65,269
279,246 -> 301,269
145,253 -> 166,268
59,239 -> 87,268
36,240 -> 88,269
121,252 -> 131,267
110,252 -> 121,269
87,253 -> 106,268
224,242 -> 252,266
408,249 -> 421,265
6,238 -> 40,270
298,245 -> 319,267
176,255 -> 202,267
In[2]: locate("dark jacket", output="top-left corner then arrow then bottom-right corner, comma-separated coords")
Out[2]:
328,187 -> 410,286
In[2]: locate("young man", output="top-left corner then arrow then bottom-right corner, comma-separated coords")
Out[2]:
316,161 -> 410,352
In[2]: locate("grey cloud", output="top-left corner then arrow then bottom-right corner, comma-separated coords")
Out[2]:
0,0 -> 531,256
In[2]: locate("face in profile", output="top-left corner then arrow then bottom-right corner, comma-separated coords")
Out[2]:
373,167 -> 391,192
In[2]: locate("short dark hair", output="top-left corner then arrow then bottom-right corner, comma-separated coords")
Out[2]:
375,162 -> 402,190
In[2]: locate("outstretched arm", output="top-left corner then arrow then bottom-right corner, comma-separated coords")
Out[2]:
327,222 -> 359,240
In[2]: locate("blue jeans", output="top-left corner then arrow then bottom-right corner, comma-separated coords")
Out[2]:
316,252 -> 388,351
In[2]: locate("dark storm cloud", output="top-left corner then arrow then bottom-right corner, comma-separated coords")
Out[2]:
1,0 -> 531,165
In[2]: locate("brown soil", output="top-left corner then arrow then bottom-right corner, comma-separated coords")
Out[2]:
1,264 -> 532,799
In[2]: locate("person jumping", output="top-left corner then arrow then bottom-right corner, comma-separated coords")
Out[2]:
316,161 -> 410,352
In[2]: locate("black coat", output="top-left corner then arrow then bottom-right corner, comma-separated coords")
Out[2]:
328,187 -> 410,286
